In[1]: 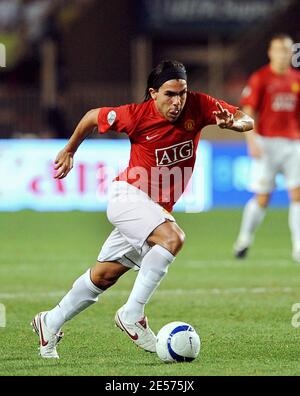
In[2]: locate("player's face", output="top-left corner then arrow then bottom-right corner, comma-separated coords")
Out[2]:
268,38 -> 293,71
150,79 -> 187,123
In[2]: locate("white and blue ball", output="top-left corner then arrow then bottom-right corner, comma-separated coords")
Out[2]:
156,321 -> 201,363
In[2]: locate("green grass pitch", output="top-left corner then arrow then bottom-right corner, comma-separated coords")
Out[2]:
0,209 -> 300,376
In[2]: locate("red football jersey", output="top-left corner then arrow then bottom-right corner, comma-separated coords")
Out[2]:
241,65 -> 300,139
98,91 -> 237,212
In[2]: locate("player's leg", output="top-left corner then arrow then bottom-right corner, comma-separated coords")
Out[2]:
45,261 -> 130,332
32,226 -> 134,358
288,187 -> 300,262
107,181 -> 184,351
121,220 -> 184,322
90,261 -> 130,288
234,136 -> 279,258
234,192 -> 270,258
32,260 -> 129,358
115,221 -> 184,353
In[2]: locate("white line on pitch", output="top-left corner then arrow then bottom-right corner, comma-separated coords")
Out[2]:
0,286 -> 295,300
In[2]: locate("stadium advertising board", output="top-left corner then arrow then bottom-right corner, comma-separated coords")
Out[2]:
0,139 -> 288,211
0,139 -> 211,212
136,0 -> 288,35
212,142 -> 289,207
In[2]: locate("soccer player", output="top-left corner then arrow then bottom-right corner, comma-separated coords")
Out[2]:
234,34 -> 300,262
32,60 -> 253,358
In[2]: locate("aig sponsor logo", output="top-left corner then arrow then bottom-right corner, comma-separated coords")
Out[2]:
271,93 -> 296,111
155,140 -> 194,166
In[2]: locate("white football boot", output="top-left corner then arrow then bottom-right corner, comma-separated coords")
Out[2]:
233,237 -> 252,259
114,306 -> 156,353
31,311 -> 64,359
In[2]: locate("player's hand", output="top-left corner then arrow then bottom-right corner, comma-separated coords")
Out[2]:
54,149 -> 74,179
213,102 -> 234,129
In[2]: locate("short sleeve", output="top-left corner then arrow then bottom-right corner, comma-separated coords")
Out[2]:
97,104 -> 137,135
199,93 -> 238,126
240,72 -> 263,110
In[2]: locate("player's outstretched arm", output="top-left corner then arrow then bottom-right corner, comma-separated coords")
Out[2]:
242,105 -> 261,159
54,108 -> 100,179
213,102 -> 254,132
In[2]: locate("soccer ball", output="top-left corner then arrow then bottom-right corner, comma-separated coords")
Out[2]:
156,321 -> 201,363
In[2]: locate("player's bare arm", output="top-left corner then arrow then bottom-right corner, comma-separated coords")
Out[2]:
54,108 -> 100,179
241,105 -> 262,158
213,101 -> 254,132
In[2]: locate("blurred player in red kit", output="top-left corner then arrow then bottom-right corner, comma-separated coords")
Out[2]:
31,60 -> 253,358
234,34 -> 300,262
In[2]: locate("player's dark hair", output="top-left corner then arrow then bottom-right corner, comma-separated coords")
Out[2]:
269,33 -> 293,47
144,60 -> 187,102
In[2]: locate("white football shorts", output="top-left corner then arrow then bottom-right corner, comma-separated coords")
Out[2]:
250,136 -> 300,194
97,181 -> 175,269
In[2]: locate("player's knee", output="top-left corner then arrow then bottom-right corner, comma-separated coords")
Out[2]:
289,187 -> 300,202
147,222 -> 185,255
98,277 -> 118,290
162,229 -> 185,255
91,266 -> 119,290
256,194 -> 270,208
93,273 -> 118,290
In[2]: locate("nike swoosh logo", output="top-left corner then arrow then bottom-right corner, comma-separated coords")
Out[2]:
39,314 -> 48,347
138,317 -> 147,329
117,314 -> 139,340
146,135 -> 158,141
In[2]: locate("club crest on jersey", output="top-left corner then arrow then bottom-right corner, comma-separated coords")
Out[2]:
184,119 -> 195,131
291,82 -> 300,93
107,110 -> 117,126
155,140 -> 194,166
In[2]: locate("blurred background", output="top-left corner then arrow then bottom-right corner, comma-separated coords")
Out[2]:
0,0 -> 299,211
